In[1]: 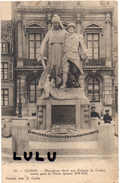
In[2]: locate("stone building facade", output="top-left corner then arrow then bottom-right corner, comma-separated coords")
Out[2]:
9,1 -> 117,118
1,20 -> 15,116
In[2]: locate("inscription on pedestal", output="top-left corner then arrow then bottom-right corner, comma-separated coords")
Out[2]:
52,105 -> 75,125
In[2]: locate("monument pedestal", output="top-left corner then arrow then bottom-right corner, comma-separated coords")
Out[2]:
36,88 -> 91,132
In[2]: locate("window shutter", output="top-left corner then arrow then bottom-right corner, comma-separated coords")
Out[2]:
9,62 -> 13,80
9,88 -> 13,106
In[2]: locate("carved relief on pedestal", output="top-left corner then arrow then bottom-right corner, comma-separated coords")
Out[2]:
38,106 -> 43,124
83,105 -> 90,123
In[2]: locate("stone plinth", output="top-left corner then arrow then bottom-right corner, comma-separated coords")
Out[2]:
98,124 -> 115,155
36,88 -> 90,131
12,119 -> 28,155
2,120 -> 12,137
91,117 -> 100,129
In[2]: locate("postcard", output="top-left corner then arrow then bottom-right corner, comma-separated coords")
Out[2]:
1,1 -> 118,182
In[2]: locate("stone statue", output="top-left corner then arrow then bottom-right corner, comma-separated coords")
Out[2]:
38,14 -> 67,81
60,23 -> 88,88
37,18 -> 89,99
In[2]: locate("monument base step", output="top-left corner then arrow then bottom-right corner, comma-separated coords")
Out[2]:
2,147 -> 12,154
2,152 -> 118,164
29,141 -> 99,155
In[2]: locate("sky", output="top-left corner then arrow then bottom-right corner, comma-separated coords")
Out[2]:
1,1 -> 11,20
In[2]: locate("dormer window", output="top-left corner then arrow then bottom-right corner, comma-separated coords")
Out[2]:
1,42 -> 7,53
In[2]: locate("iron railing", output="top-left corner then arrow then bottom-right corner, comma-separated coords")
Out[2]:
23,59 -> 43,66
82,59 -> 106,66
23,59 -> 106,67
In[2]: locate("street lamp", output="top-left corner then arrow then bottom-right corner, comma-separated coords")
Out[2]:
18,74 -> 22,117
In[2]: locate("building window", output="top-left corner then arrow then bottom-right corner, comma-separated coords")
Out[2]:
1,89 -> 9,106
87,33 -> 99,59
87,77 -> 100,102
1,42 -> 7,52
28,33 -> 42,60
1,62 -> 8,80
29,77 -> 40,103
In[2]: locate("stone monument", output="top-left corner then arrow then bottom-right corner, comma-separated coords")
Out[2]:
36,15 -> 90,138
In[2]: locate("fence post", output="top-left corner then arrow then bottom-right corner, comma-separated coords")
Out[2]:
98,123 -> 115,154
12,119 -> 28,156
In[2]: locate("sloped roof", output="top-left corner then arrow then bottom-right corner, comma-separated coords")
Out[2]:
1,20 -> 12,43
16,1 -> 103,9
16,1 -> 113,13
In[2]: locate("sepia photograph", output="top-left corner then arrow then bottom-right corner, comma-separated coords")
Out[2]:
1,1 -> 118,182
